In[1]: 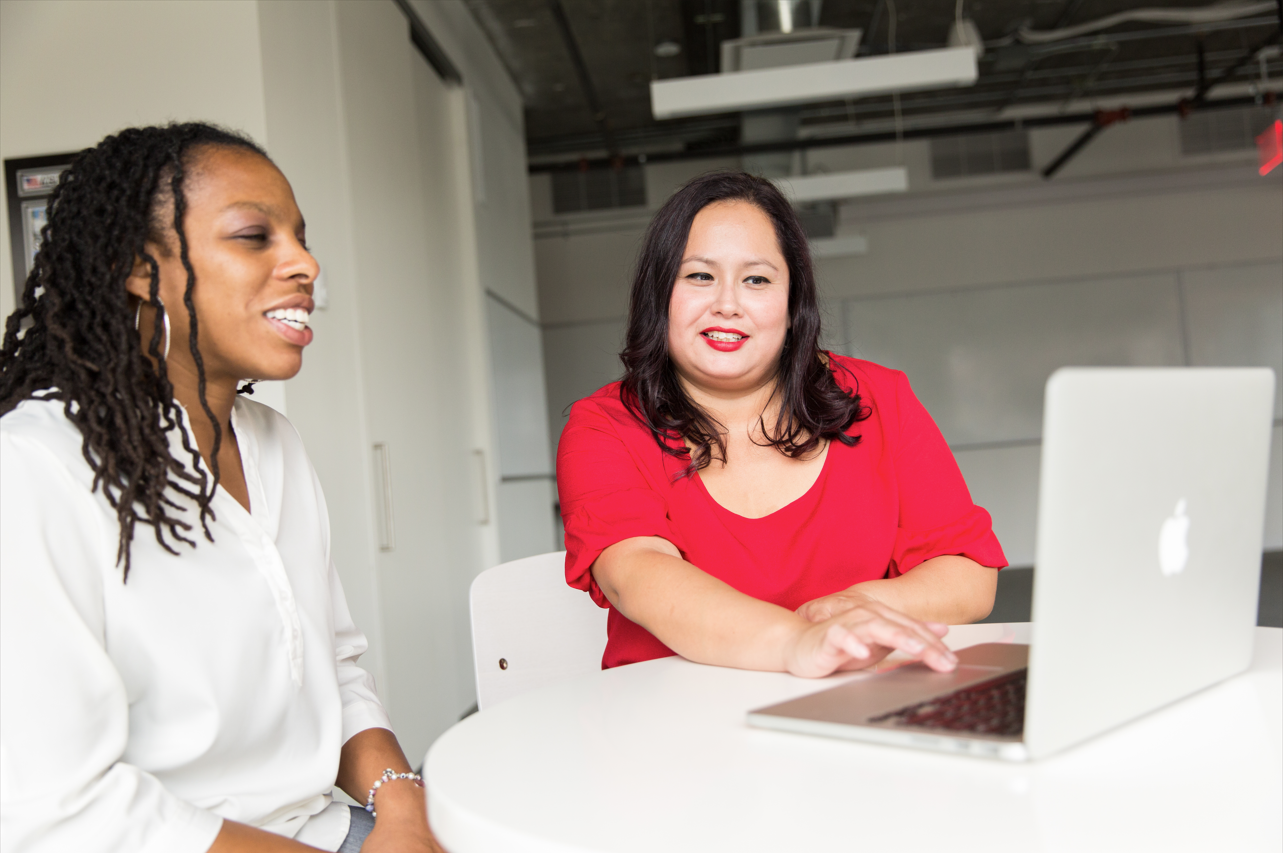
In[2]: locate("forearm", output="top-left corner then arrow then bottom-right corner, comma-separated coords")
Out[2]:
852,556 -> 997,624
593,537 -> 807,671
335,727 -> 413,803
335,728 -> 442,852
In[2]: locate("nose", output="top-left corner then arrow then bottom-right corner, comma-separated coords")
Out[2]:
279,237 -> 320,289
710,279 -> 742,318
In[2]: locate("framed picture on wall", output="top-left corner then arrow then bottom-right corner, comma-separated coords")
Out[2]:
5,153 -> 75,307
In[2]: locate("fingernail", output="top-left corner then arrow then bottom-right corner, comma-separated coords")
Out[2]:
905,639 -> 925,653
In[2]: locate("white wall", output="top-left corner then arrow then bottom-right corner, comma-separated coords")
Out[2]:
532,116 -> 1283,565
256,0 -> 385,689
1,0 -> 536,761
405,0 -> 559,563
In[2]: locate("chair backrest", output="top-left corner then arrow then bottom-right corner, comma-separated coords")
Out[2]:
469,551 -> 608,711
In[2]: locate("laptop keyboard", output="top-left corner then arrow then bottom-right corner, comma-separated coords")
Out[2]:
868,668 -> 1027,737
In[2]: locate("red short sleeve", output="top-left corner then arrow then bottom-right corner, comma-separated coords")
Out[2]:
882,370 -> 1008,576
556,394 -> 683,607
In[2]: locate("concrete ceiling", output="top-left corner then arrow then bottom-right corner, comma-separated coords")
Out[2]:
461,0 -> 1283,165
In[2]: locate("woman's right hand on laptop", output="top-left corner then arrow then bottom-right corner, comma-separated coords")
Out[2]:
783,601 -> 958,678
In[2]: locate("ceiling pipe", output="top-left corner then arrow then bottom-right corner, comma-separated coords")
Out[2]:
528,95 -> 1266,173
1040,108 -> 1131,178
546,0 -> 620,160
1042,2 -> 1282,177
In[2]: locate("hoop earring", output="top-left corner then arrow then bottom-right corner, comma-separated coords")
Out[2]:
135,299 -> 171,361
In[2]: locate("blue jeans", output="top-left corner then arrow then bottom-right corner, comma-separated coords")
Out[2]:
337,805 -> 375,853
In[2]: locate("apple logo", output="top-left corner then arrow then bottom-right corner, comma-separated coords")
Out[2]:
1158,499 -> 1190,577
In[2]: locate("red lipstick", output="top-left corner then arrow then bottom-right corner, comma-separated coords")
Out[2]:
701,326 -> 748,352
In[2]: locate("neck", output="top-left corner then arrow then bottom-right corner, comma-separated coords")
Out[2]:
135,305 -> 238,459
677,370 -> 781,432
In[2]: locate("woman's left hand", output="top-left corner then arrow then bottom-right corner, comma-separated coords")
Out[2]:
336,728 -> 447,852
796,586 -> 883,623
359,778 -> 446,853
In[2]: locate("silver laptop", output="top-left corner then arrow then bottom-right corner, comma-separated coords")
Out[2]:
748,367 -> 1276,761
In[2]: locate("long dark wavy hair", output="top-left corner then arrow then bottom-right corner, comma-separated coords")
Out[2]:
620,170 -> 869,475
0,122 -> 270,580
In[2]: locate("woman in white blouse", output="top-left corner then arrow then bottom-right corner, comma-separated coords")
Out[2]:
0,124 -> 441,853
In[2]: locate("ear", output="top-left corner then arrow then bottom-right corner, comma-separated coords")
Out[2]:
124,253 -> 158,301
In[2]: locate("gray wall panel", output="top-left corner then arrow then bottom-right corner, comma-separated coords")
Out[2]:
1182,262 -> 1283,420
486,295 -> 553,477
543,319 -> 627,458
841,274 -> 1186,445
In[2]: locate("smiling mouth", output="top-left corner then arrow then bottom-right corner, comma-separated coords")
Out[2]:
702,330 -> 746,342
265,308 -> 310,331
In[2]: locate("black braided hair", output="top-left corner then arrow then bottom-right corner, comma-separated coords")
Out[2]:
0,122 -> 270,580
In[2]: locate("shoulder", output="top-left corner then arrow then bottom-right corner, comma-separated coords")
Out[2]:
826,353 -> 908,400
565,381 -> 644,436
559,380 -> 664,464
0,396 -> 92,478
233,396 -> 307,455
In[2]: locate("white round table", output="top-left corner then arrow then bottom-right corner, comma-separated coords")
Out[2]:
425,623 -> 1282,853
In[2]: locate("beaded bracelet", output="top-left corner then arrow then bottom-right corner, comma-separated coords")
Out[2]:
364,767 -> 424,817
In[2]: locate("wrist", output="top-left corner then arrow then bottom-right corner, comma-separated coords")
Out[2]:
842,582 -> 885,609
778,612 -> 816,674
365,768 -> 425,821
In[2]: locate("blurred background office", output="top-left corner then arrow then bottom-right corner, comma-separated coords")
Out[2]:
2,0 -> 1280,764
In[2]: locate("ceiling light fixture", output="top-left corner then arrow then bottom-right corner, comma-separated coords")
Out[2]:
650,46 -> 979,120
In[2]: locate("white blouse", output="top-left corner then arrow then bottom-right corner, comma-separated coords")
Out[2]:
0,395 -> 391,853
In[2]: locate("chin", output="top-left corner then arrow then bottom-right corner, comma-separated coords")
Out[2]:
246,359 -> 304,383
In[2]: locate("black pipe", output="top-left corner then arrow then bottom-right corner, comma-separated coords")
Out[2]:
1042,121 -> 1106,178
1197,39 -> 1207,93
546,0 -> 619,159
528,95 -> 1263,173
1042,24 -> 1281,179
1187,24 -> 1282,108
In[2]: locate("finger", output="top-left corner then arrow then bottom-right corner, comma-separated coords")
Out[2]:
796,602 -> 823,623
852,603 -> 954,658
857,619 -> 957,672
826,623 -> 871,660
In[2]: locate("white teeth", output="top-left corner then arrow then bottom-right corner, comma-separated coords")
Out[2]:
704,331 -> 744,342
265,308 -> 310,330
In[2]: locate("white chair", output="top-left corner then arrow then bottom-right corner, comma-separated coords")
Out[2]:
469,551 -> 608,711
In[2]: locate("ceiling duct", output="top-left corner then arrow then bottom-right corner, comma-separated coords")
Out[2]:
721,0 -> 859,73
720,28 -> 862,73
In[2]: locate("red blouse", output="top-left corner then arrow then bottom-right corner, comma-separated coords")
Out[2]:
556,355 -> 1007,669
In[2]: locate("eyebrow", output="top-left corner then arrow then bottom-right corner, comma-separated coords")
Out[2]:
223,201 -> 305,230
681,254 -> 779,271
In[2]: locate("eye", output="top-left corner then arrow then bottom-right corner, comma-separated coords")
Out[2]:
686,271 -> 714,282
745,275 -> 770,285
235,231 -> 268,244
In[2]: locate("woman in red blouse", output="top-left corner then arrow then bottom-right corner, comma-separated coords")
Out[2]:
557,171 -> 1006,677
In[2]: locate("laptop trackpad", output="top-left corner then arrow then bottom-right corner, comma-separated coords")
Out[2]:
756,644 -> 1029,726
